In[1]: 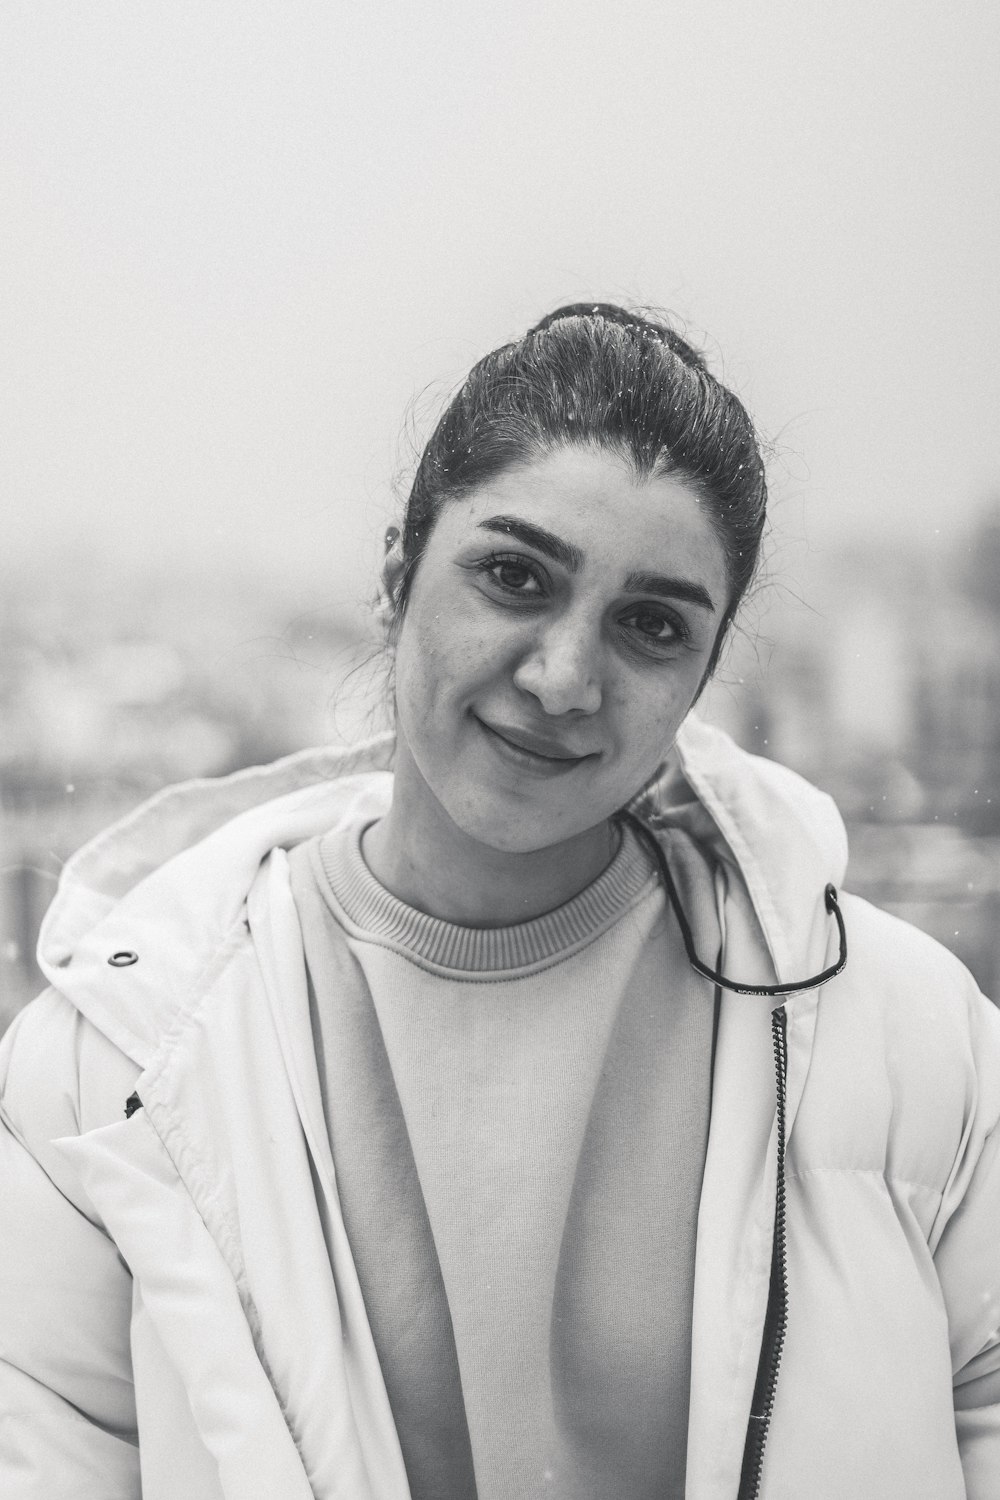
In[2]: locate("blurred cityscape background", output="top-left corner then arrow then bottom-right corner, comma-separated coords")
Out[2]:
3,3 -> 998,1027
2,493 -> 998,1029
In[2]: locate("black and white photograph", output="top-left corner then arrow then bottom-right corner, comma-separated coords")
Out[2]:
1,4 -> 998,1496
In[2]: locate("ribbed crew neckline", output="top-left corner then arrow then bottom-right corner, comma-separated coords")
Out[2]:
313,817 -> 658,974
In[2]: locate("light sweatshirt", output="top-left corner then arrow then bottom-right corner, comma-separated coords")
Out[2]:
288,817 -> 720,1500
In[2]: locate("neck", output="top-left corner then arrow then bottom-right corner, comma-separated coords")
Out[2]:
362,799 -> 618,928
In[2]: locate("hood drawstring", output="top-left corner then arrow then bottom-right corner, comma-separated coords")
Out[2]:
622,811 -> 848,998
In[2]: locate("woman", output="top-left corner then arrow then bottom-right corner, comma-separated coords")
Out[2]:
1,304 -> 998,1500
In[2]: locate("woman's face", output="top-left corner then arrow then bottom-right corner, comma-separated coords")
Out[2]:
390,445 -> 730,858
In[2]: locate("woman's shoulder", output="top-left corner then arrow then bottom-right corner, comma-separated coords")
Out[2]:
3,750 -> 397,1157
817,891 -> 1000,1151
839,888 -> 994,1023
785,894 -> 1000,1223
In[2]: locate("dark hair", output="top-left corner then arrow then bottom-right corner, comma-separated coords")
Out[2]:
393,302 -> 767,674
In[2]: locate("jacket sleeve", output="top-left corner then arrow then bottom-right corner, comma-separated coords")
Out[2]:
0,990 -> 141,1499
932,981 -> 1000,1500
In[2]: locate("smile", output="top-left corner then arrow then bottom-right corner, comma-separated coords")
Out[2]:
475,716 -> 596,774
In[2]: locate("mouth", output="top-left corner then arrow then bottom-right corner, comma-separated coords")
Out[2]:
475,716 -> 596,770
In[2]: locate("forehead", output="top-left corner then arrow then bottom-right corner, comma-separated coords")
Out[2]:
441,445 -> 729,594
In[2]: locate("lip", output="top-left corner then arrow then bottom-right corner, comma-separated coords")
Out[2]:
475,716 -> 596,766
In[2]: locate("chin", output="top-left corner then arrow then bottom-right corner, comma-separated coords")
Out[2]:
446,791 -> 602,858
452,808 -> 553,855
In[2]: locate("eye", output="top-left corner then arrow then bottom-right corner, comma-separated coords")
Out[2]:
620,604 -> 688,651
478,553 -> 545,596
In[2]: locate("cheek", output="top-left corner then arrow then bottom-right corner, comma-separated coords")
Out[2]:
617,670 -> 690,733
393,599 -> 487,728
609,677 -> 696,779
395,642 -> 442,739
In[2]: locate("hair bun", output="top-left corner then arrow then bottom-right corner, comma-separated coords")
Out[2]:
528,302 -> 650,335
528,302 -> 708,373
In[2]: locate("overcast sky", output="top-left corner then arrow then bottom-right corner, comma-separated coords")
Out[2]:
2,0 -> 998,620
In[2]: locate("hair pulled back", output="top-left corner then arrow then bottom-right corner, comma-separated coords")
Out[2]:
394,303 -> 767,670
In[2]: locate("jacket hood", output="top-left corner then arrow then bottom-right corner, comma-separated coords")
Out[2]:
36,716 -> 848,1063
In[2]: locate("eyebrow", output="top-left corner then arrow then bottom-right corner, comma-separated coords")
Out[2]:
623,571 -> 717,612
480,515 -> 584,572
478,514 -> 717,613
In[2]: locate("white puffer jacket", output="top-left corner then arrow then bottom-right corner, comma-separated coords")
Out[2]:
1,717 -> 999,1500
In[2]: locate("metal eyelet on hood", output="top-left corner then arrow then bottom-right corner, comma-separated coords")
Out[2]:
108,950 -> 139,967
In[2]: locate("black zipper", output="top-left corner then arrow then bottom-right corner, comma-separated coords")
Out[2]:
737,1005 -> 789,1500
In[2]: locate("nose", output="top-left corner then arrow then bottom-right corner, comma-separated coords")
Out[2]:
512,617 -> 603,717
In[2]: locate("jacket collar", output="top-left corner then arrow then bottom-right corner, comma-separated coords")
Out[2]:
649,715 -> 848,984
